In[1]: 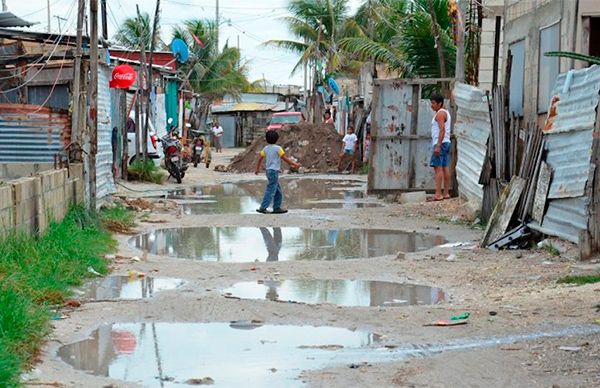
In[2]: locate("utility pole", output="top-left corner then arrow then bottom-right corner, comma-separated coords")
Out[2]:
47,0 -> 51,32
427,0 -> 447,79
54,16 -> 67,34
136,4 -> 148,161
89,0 -> 99,209
145,0 -> 160,148
215,0 -> 219,54
2,0 -> 8,12
453,1 -> 465,82
100,0 -> 108,41
72,0 -> 85,145
237,34 -> 240,69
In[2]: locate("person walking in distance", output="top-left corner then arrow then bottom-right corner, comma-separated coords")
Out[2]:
337,126 -> 358,172
429,94 -> 452,201
255,130 -> 301,214
212,121 -> 224,153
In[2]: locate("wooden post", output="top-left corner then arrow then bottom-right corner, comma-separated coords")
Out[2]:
136,5 -> 149,161
144,0 -> 160,156
89,0 -> 98,209
492,16 -> 502,89
453,2 -> 465,82
71,0 -> 85,143
427,0 -> 447,79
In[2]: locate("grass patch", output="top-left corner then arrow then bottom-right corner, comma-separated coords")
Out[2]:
100,204 -> 136,234
0,205 -> 115,386
358,164 -> 369,175
557,274 -> 600,285
541,243 -> 560,257
127,159 -> 165,184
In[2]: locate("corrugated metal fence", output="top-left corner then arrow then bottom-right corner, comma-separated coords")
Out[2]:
454,83 -> 491,208
96,65 -> 116,203
0,104 -> 69,162
529,65 -> 600,244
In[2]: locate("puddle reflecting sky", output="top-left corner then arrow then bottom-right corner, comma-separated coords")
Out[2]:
73,276 -> 185,300
131,227 -> 446,262
166,179 -> 381,214
58,323 -> 376,387
223,280 -> 448,307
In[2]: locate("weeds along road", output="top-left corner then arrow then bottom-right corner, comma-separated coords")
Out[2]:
28,149 -> 600,388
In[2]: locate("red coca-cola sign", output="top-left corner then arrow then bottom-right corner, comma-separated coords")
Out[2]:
110,64 -> 137,88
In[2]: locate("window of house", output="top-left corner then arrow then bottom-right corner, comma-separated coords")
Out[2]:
590,17 -> 600,58
538,22 -> 560,113
509,40 -> 525,116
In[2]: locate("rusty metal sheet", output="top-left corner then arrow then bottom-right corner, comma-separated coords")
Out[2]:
453,82 -> 491,207
0,103 -> 69,162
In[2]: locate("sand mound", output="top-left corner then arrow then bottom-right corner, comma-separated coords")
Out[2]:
227,123 -> 343,173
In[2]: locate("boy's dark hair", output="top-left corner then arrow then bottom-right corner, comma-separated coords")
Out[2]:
265,130 -> 279,144
430,94 -> 444,105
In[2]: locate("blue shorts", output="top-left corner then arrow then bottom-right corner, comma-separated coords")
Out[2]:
430,142 -> 451,167
344,149 -> 355,156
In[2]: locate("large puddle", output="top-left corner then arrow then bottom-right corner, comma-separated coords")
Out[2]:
166,179 -> 381,214
130,227 -> 446,262
223,280 -> 448,307
58,322 -> 377,387
72,276 -> 185,300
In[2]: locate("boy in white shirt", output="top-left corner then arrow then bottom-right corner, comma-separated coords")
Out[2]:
337,126 -> 358,173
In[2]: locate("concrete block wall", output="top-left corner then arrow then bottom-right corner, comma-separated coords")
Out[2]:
0,166 -> 85,238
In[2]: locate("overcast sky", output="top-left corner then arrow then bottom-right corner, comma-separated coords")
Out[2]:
6,0 -> 363,85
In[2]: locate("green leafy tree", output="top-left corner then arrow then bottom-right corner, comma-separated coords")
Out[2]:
114,12 -> 161,50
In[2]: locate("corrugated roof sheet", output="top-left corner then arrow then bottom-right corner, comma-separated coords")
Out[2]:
454,82 -> 491,207
0,12 -> 35,28
211,102 -> 288,113
531,197 -> 588,244
0,104 -> 69,162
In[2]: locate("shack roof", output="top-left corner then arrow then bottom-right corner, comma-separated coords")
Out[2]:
0,12 -> 35,28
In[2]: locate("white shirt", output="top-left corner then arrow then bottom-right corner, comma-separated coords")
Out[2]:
212,126 -> 224,137
343,133 -> 358,150
431,108 -> 451,145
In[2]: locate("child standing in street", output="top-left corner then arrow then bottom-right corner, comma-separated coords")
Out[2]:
255,130 -> 301,214
337,126 -> 358,172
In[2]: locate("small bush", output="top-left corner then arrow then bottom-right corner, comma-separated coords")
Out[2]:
557,274 -> 600,285
128,159 -> 165,184
100,204 -> 136,234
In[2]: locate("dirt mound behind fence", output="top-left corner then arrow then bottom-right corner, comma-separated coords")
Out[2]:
227,123 -> 343,173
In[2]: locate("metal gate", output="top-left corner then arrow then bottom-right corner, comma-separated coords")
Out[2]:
367,78 -> 453,194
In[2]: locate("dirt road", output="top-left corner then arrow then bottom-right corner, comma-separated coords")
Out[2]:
26,149 -> 600,387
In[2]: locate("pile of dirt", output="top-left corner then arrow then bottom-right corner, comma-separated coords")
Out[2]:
227,123 -> 343,173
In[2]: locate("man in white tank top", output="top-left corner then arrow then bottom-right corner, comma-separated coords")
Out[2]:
429,94 -> 452,201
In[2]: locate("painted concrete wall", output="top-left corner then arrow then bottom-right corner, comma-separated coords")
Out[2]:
478,0 -> 505,91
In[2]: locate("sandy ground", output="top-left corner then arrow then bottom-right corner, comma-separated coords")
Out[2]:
24,148 -> 600,388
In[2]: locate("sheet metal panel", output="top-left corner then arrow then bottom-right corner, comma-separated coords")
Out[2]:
453,83 -> 491,207
415,99 -> 436,189
0,103 -> 68,162
534,197 -> 588,244
369,80 -> 414,191
96,66 -> 116,204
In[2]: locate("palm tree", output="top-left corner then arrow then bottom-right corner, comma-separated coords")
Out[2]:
340,0 -> 455,78
264,0 -> 359,76
114,12 -> 161,50
172,19 -> 252,128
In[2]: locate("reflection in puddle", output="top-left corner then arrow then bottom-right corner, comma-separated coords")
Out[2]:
58,323 -> 377,387
167,179 -> 381,214
73,276 -> 184,300
130,227 -> 446,262
223,280 -> 449,307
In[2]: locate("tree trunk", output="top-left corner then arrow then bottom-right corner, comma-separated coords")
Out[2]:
427,0 -> 447,78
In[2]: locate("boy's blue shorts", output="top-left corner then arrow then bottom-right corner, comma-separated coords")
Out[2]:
430,142 -> 451,167
344,149 -> 355,156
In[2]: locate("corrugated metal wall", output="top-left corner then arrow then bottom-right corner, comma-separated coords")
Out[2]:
529,65 -> 600,244
454,83 -> 491,207
96,65 -> 116,204
0,104 -> 69,162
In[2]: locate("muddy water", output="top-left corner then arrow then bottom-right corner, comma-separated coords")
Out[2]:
223,280 -> 448,307
131,227 -> 446,262
58,323 -> 377,387
72,276 -> 185,300
167,179 -> 381,214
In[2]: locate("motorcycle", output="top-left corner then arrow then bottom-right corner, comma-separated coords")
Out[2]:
159,134 -> 188,184
190,129 -> 211,168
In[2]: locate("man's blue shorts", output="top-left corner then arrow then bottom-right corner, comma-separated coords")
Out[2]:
430,142 -> 451,167
344,149 -> 355,155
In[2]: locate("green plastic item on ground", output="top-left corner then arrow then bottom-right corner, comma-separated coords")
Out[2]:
450,312 -> 470,321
